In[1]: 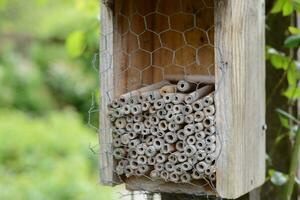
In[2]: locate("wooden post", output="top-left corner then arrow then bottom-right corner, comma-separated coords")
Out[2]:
215,0 -> 265,198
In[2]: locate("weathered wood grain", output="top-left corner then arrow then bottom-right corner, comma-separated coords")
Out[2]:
99,0 -> 119,185
215,0 -> 266,198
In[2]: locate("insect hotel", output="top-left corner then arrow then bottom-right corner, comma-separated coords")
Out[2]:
99,0 -> 266,199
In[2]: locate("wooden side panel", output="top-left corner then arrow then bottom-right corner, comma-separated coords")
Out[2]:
215,0 -> 266,198
99,0 -> 119,185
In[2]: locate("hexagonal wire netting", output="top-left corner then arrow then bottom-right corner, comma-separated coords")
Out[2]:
96,0 -> 225,197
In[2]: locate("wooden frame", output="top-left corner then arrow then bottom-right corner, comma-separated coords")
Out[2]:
99,0 -> 266,199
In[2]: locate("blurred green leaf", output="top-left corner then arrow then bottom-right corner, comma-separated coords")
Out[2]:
66,31 -> 86,58
288,26 -> 300,34
271,0 -> 287,13
284,34 -> 300,48
269,169 -> 288,186
283,1 -> 294,16
0,0 -> 6,10
283,87 -> 300,99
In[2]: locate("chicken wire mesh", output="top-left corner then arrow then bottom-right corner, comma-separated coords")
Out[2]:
97,0 -> 225,197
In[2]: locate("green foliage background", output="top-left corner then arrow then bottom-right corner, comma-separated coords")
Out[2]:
0,0 -> 117,199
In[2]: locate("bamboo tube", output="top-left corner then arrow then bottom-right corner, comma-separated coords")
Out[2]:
118,159 -> 129,168
184,145 -> 197,157
137,155 -> 147,165
205,153 -> 216,164
126,115 -> 134,123
196,161 -> 208,173
164,132 -> 178,143
149,106 -> 156,114
205,166 -> 215,176
157,131 -> 165,138
113,148 -> 125,160
205,144 -> 216,154
181,162 -> 193,171
161,144 -> 175,154
154,163 -> 165,171
155,153 -> 167,163
173,104 -> 183,114
133,122 -> 144,133
145,135 -> 155,146
192,99 -> 204,111
129,139 -> 141,148
164,103 -> 173,111
195,140 -> 206,150
158,120 -> 168,131
128,148 -> 138,158
202,94 -> 214,107
182,104 -> 193,115
194,111 -> 205,122
205,135 -> 216,145
188,156 -> 198,165
136,143 -> 147,155
160,170 -> 170,181
186,135 -> 196,145
165,111 -> 174,122
143,112 -> 150,118
129,159 -> 139,169
124,165 -> 134,177
166,74 -> 215,84
185,85 -> 214,104
115,165 -> 124,175
157,109 -> 167,119
119,80 -> 170,100
128,96 -> 139,105
122,105 -> 131,115
195,150 -> 207,161
126,123 -> 133,132
172,93 -> 186,104
163,93 -> 174,103
121,134 -> 130,145
114,128 -> 126,135
133,115 -> 143,122
210,173 -> 216,181
168,152 -> 179,164
128,132 -> 137,140
195,131 -> 206,140
148,157 -> 156,165
142,102 -> 151,111
175,141 -> 185,152
138,165 -> 150,175
165,162 -> 175,172
203,116 -> 215,128
195,123 -> 204,132
141,128 -> 150,136
150,170 -> 160,179
191,169 -> 203,180
168,122 -> 181,132
169,172 -> 180,183
145,146 -> 157,157
137,94 -> 146,103
145,90 -> 161,103
184,124 -> 195,135
113,137 -> 122,147
115,117 -> 126,129
151,126 -> 160,136
174,114 -> 185,124
177,80 -> 195,92
111,99 -> 121,108
174,164 -> 184,175
112,108 -> 123,118
131,104 -> 142,115
144,119 -> 151,129
153,138 -> 165,150
180,173 -> 191,183
150,115 -> 160,125
178,153 -> 188,163
184,114 -> 194,124
154,99 -> 165,110
177,129 -> 186,140
205,125 -> 216,135
203,105 -> 215,116
159,85 -> 177,95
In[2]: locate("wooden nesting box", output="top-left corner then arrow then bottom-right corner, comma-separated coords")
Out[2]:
99,0 -> 266,199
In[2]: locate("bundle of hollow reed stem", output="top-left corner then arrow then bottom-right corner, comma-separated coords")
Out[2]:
108,79 -> 217,184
